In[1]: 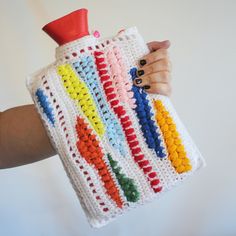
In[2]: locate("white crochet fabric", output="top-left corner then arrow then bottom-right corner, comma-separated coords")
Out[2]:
26,27 -> 205,228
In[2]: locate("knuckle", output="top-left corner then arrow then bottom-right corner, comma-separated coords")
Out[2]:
149,53 -> 156,63
163,58 -> 169,65
153,50 -> 161,61
161,49 -> 168,56
159,84 -> 165,93
149,64 -> 155,73
158,49 -> 168,59
155,61 -> 163,71
147,51 -> 154,58
162,71 -> 170,81
162,58 -> 171,70
142,76 -> 150,85
151,85 -> 160,94
155,83 -> 172,96
149,74 -> 157,83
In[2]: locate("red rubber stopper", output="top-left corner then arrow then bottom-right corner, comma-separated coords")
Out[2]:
42,8 -> 89,46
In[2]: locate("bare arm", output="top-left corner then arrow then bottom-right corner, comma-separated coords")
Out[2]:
0,104 -> 56,169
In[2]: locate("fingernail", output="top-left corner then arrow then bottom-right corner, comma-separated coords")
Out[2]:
139,59 -> 146,66
135,78 -> 142,84
137,69 -> 144,76
143,85 -> 151,90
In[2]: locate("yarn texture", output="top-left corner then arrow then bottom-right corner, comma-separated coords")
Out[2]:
26,27 -> 205,228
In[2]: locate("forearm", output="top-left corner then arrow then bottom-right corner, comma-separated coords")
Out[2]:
0,104 -> 56,169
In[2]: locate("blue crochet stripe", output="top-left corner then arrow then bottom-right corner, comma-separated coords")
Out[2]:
73,55 -> 127,156
130,67 -> 166,158
35,88 -> 55,126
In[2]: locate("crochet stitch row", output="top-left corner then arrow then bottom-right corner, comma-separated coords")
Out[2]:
75,116 -> 124,208
153,100 -> 192,173
57,64 -> 105,137
130,67 -> 166,158
105,46 -> 136,109
35,88 -> 55,125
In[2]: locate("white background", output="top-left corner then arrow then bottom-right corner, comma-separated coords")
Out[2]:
0,0 -> 236,235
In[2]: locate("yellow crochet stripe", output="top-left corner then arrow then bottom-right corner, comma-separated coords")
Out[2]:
57,64 -> 105,137
153,100 -> 192,173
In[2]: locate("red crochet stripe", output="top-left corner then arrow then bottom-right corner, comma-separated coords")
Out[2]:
94,51 -> 162,193
75,116 -> 123,208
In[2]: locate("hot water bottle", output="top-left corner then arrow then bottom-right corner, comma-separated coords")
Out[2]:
26,9 -> 205,228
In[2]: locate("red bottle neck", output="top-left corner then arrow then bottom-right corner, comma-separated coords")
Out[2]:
42,9 -> 89,46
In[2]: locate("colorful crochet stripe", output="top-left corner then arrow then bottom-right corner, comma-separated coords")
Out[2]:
107,153 -> 140,202
73,55 -> 127,156
105,45 -> 136,109
75,116 -> 123,208
35,88 -> 55,125
94,51 -> 162,193
130,67 -> 166,158
153,100 -> 192,173
57,64 -> 105,137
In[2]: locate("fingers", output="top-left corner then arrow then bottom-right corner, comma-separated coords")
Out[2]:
139,49 -> 169,67
143,83 -> 172,96
136,58 -> 171,78
133,40 -> 172,97
134,58 -> 171,87
133,71 -> 170,87
133,70 -> 172,97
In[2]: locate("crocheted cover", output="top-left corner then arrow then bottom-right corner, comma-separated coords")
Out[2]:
26,27 -> 205,228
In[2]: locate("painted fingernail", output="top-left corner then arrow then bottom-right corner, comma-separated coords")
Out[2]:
139,59 -> 147,66
143,85 -> 151,90
137,70 -> 144,76
135,78 -> 142,84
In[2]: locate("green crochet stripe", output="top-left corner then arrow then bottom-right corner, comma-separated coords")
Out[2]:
107,153 -> 140,202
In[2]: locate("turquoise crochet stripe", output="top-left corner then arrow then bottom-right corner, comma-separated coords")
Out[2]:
73,55 -> 127,156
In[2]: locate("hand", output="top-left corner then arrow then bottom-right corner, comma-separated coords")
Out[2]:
133,40 -> 172,96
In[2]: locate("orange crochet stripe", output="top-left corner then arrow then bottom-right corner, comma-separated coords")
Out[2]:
75,116 -> 123,208
153,100 -> 192,173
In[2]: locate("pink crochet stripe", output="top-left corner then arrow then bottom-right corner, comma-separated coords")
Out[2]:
106,45 -> 136,109
94,50 -> 162,193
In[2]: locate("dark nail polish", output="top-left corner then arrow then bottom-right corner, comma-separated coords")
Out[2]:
143,85 -> 151,90
139,59 -> 146,66
137,70 -> 144,76
135,78 -> 142,84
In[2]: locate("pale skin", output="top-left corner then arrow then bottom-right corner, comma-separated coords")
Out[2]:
0,40 -> 172,169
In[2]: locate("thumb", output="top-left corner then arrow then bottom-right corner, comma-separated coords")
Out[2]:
147,40 -> 170,52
